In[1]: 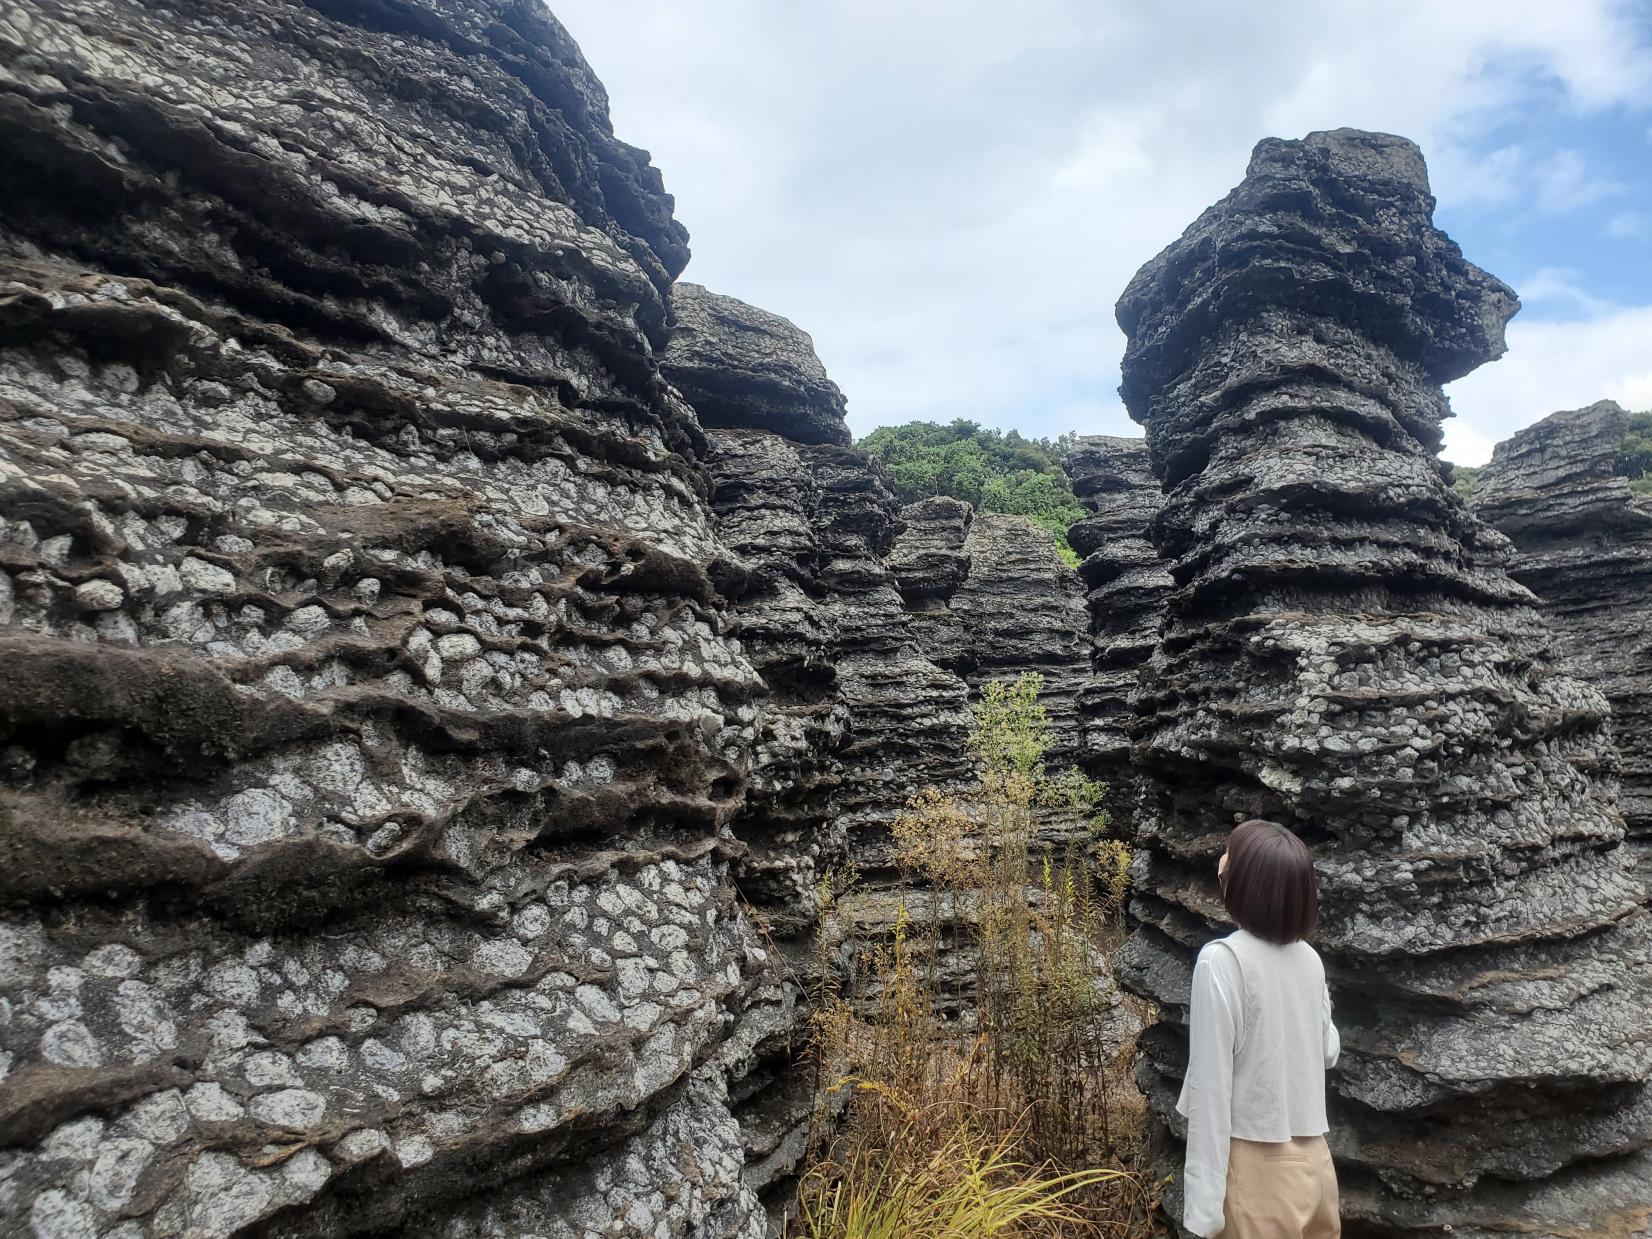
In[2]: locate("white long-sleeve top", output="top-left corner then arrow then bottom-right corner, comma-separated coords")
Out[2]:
1176,929 -> 1340,1239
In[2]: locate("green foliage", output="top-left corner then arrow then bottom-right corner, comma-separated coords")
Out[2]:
857,419 -> 1085,566
1619,412 -> 1652,494
1447,463 -> 1480,500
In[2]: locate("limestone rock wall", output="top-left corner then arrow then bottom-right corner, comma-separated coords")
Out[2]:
0,3 -> 781,1236
665,285 -> 1101,1039
662,283 -> 975,1204
1112,129 -> 1652,1236
1062,436 -> 1171,821
885,500 -> 1090,771
952,513 -> 1090,771
1472,400 -> 1652,879
663,285 -> 975,896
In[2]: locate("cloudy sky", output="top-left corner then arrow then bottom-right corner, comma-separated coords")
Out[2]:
554,1 -> 1652,464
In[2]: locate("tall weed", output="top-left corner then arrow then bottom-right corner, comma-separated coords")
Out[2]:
797,674 -> 1156,1237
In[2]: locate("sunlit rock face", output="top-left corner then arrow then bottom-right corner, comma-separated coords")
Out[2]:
1473,400 -> 1652,882
0,2 -> 780,1235
1063,435 -> 1172,827
1111,129 -> 1652,1236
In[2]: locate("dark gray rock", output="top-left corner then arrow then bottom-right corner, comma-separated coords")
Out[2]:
887,495 -> 974,606
0,2 -> 775,1235
885,499 -> 1091,770
1063,436 -> 1172,809
952,513 -> 1091,771
1472,400 -> 1652,880
825,484 -> 974,882
1114,128 -> 1652,1236
662,284 -> 853,447
666,293 -> 973,1213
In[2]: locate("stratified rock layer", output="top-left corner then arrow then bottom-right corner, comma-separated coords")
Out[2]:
664,285 -> 973,1209
1112,129 -> 1652,1237
952,513 -> 1090,770
663,283 -> 852,447
886,501 -> 1090,769
0,2 -> 777,1235
1063,436 -> 1171,817
1473,400 -> 1652,879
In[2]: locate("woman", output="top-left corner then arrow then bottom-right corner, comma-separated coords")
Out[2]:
1178,819 -> 1341,1238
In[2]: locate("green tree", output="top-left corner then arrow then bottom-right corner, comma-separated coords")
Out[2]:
1619,412 -> 1652,493
1446,463 -> 1480,500
858,419 -> 1086,565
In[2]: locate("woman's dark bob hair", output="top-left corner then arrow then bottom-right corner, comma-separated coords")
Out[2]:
1222,819 -> 1318,944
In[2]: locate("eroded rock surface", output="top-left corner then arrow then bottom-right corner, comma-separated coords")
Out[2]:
1063,436 -> 1171,815
663,284 -> 978,1209
0,1 -> 778,1235
1111,129 -> 1652,1236
672,285 -> 1112,1060
951,513 -> 1090,770
663,283 -> 852,448
1472,400 -> 1652,879
886,501 -> 1090,769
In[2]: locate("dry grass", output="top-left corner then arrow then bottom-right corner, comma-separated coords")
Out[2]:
794,676 -> 1164,1238
797,1120 -> 1136,1239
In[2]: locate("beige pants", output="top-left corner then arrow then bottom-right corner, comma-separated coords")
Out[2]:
1219,1135 -> 1340,1238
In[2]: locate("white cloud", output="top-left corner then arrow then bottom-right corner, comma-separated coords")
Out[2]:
1532,148 -> 1624,212
1518,266 -> 1615,316
551,0 -> 1652,446
1441,419 -> 1499,468
1445,303 -> 1652,462
1437,143 -> 1528,208
1609,209 -> 1652,238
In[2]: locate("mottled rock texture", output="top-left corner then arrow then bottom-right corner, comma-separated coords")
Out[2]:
1112,129 -> 1652,1237
1063,436 -> 1171,817
1472,400 -> 1652,879
0,1 -> 779,1235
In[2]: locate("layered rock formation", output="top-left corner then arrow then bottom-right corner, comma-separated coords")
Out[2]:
662,283 -> 974,1204
0,2 -> 781,1235
664,285 -> 975,893
886,501 -> 1090,767
667,288 -> 1100,1040
885,495 -> 975,672
952,514 -> 1090,770
664,284 -> 853,449
1472,400 -> 1652,879
1063,436 -> 1171,816
1112,129 -> 1652,1236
